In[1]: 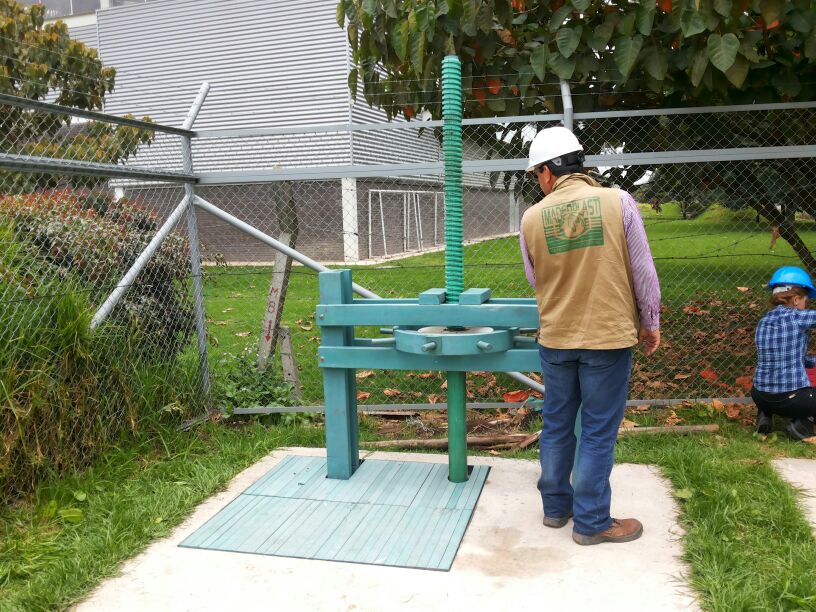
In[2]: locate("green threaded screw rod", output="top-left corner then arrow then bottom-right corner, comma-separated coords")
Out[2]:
442,54 -> 464,305
442,54 -> 467,484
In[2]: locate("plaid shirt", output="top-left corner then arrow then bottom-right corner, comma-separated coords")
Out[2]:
753,306 -> 816,393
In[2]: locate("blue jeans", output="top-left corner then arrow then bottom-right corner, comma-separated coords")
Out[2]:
537,346 -> 632,536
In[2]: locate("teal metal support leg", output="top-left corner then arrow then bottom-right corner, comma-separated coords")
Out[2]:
447,371 -> 468,483
319,270 -> 360,479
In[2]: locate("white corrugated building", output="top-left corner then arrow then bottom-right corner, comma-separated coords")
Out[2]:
27,0 -> 510,262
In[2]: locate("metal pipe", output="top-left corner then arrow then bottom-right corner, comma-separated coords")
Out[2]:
507,370 -> 546,395
193,195 -> 379,299
560,79 -> 574,131
193,196 -> 546,395
90,197 -> 190,329
182,83 -> 212,397
447,371 -> 468,483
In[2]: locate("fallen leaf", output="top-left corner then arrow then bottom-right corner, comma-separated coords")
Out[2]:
737,287 -> 750,293
235,332 -> 251,337
619,418 -> 639,429
665,410 -> 683,426
221,307 -> 234,313
711,399 -> 725,411
700,369 -> 718,382
673,488 -> 694,500
58,507 -> 84,524
674,373 -> 691,380
427,394 -> 443,404
441,380 -> 448,390
735,376 -> 753,391
646,380 -> 666,389
297,319 -> 313,331
383,388 -> 402,397
683,305 -> 709,316
419,372 -> 437,379
725,406 -> 741,420
802,436 -> 816,445
213,320 -> 228,326
502,390 -> 530,403
356,370 -> 375,380
356,391 -> 371,401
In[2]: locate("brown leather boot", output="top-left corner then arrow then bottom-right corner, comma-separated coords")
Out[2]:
572,518 -> 643,546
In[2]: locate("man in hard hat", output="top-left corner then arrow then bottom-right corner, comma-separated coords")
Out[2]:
520,126 -> 661,546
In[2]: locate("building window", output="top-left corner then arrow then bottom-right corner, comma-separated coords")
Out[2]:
19,0 -> 102,18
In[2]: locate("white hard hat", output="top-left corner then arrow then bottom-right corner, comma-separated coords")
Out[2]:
526,126 -> 583,172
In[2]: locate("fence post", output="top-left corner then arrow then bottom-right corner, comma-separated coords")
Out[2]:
182,83 -> 211,400
559,79 -> 573,131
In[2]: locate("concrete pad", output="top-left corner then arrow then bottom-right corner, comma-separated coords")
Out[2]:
77,448 -> 698,612
772,458 -> 816,532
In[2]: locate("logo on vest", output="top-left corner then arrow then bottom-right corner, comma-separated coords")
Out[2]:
540,196 -> 604,254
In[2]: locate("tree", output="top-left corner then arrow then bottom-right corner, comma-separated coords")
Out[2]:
0,0 -> 152,192
340,0 -> 816,271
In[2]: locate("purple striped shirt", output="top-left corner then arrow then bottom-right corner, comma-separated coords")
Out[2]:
519,190 -> 661,331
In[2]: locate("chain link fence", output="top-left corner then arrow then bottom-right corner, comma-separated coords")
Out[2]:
3,74 -> 814,496
0,92 -> 207,500
193,100 -> 816,410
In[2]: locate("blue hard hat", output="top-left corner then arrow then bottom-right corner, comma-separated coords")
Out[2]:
767,266 -> 816,298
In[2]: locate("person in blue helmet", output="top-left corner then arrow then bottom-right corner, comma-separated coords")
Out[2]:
752,266 -> 816,440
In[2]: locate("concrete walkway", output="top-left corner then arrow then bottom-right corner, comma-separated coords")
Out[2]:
772,458 -> 816,532
77,448 -> 698,612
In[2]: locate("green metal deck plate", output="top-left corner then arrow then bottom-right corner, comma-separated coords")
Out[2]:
180,455 -> 489,571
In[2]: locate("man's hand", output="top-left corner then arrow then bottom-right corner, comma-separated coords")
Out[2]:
639,328 -> 660,356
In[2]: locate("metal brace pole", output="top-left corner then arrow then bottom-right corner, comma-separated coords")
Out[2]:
90,196 -> 191,329
192,195 -> 547,396
183,83 -> 212,398
559,79 -> 573,132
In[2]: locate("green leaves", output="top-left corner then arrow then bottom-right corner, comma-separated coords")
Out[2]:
614,35 -> 643,79
713,0 -> 732,17
408,30 -> 426,74
548,52 -> 577,79
644,47 -> 669,80
462,0 -> 478,36
531,44 -> 550,80
589,19 -> 616,51
571,0 -> 592,11
681,9 -> 706,37
673,488 -> 694,500
707,33 -> 740,72
725,55 -> 749,87
336,0 -> 346,27
58,507 -> 84,524
636,4 -> 656,36
556,26 -> 582,58
392,19 -> 409,61
759,0 -> 785,25
550,5 -> 573,32
348,67 -> 358,99
690,47 -> 709,87
806,31 -> 816,60
361,0 -> 379,17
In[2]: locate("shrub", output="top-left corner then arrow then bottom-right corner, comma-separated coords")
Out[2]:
0,188 -> 193,358
0,224 -> 200,501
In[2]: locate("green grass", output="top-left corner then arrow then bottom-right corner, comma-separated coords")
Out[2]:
3,411 -> 816,611
203,204 -> 816,404
0,420 -> 323,612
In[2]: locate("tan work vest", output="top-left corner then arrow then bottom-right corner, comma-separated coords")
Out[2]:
521,174 -> 639,349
